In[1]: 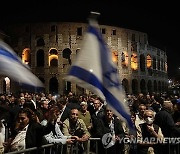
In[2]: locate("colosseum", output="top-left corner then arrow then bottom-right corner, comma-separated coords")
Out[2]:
0,22 -> 168,95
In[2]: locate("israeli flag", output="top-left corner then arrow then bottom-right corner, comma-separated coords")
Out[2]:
65,24 -> 133,130
0,40 -> 44,88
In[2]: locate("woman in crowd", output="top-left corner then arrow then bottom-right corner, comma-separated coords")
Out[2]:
4,107 -> 56,153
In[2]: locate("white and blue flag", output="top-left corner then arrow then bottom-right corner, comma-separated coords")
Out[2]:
65,23 -> 134,130
0,40 -> 44,88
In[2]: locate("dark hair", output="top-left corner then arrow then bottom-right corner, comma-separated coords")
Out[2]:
18,108 -> 37,123
56,97 -> 68,106
130,111 -> 136,118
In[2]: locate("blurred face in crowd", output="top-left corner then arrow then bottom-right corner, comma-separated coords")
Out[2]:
144,110 -> 154,125
70,109 -> 79,123
80,104 -> 87,112
41,100 -> 49,109
131,114 -> 136,124
93,99 -> 101,111
18,113 -> 29,129
138,104 -> 146,117
105,108 -> 113,121
163,101 -> 173,113
19,98 -> 26,106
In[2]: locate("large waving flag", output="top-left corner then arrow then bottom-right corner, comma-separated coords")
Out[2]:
65,20 -> 134,130
0,40 -> 44,88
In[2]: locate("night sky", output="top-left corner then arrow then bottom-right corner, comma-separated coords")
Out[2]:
0,0 -> 179,80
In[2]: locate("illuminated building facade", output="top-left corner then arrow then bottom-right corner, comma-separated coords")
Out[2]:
0,22 -> 168,95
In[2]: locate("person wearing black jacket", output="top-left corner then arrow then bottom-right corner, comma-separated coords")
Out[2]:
4,108 -> 55,153
154,100 -> 180,154
93,107 -> 125,154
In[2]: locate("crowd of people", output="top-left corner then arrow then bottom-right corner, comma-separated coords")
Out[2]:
0,91 -> 180,154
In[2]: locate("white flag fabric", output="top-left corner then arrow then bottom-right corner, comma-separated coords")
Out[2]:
0,40 -> 44,88
65,24 -> 133,130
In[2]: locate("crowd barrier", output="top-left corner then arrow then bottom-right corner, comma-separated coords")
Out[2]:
4,138 -> 180,154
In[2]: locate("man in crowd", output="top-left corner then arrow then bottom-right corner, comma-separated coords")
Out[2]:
62,108 -> 90,153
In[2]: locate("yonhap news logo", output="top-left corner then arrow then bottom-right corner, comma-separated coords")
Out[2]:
102,133 -> 180,148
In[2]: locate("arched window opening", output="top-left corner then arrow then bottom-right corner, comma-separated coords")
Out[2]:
49,77 -> 58,94
147,80 -> 152,94
50,48 -> 58,55
132,79 -> 138,94
121,52 -> 128,67
49,48 -> 58,66
50,59 -> 58,66
140,79 -> 146,94
153,57 -> 156,70
36,49 -> 44,67
165,62 -> 168,72
140,54 -> 145,72
62,48 -> 72,65
158,81 -> 161,92
154,80 -> 157,92
157,59 -> 160,70
147,55 -> 152,68
161,59 -> 164,71
131,53 -> 138,70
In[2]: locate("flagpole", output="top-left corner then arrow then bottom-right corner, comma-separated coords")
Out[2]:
88,11 -> 101,27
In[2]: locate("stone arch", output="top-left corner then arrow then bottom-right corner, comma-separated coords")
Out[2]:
154,80 -> 157,92
121,51 -> 128,67
162,81 -> 165,92
140,54 -> 145,72
157,59 -> 160,70
63,48 -> 72,65
147,80 -> 152,94
132,79 -> 138,94
153,57 -> 156,70
147,54 -> 152,69
122,78 -> 129,94
49,48 -> 58,67
22,48 -> 31,65
131,53 -> 138,70
36,49 -> 44,67
158,81 -> 161,92
140,79 -> 146,94
49,77 -> 58,94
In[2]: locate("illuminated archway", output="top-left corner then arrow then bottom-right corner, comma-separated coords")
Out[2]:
121,51 -> 128,67
112,51 -> 118,65
131,53 -> 138,70
147,54 -> 152,68
49,48 -> 58,66
22,48 -> 31,65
